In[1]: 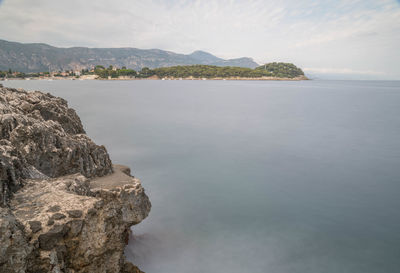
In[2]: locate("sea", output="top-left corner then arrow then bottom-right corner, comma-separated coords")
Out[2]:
2,79 -> 400,273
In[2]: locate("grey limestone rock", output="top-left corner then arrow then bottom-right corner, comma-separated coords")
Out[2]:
0,86 -> 113,205
0,86 -> 150,273
66,209 -> 83,218
28,220 -> 42,233
47,205 -> 61,213
51,213 -> 66,221
0,207 -> 32,273
38,224 -> 70,251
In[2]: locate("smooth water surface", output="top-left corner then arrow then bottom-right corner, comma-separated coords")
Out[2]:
3,79 -> 400,273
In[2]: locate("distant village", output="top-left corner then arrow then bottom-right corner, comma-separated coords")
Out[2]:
0,65 -> 139,80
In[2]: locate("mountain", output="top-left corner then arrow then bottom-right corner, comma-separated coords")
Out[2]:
188,50 -> 221,63
0,40 -> 259,72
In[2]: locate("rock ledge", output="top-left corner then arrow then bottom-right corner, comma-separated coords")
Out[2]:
0,85 -> 151,273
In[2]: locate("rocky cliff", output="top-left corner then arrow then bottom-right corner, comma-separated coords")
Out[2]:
0,84 -> 151,273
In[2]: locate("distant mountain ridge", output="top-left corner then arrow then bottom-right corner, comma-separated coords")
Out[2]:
0,39 -> 259,72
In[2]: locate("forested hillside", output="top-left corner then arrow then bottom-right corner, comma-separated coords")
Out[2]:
0,40 -> 259,72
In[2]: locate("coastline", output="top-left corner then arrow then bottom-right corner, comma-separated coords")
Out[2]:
1,75 -> 309,81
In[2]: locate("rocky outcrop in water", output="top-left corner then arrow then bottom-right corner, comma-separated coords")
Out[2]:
0,85 -> 151,273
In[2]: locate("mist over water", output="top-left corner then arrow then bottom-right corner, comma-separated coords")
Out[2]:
3,79 -> 400,273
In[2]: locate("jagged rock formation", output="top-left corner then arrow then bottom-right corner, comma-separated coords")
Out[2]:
0,85 -> 151,273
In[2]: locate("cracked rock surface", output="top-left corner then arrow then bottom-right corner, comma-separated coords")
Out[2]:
0,85 -> 151,273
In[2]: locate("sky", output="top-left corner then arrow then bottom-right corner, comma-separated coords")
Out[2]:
0,0 -> 399,79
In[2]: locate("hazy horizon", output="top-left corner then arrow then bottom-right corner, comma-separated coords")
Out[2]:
0,0 -> 400,80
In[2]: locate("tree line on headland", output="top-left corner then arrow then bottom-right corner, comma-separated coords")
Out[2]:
0,62 -> 305,79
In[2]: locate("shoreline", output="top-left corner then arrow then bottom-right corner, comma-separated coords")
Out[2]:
0,75 -> 309,81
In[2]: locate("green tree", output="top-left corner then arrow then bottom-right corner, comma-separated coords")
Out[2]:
138,67 -> 154,78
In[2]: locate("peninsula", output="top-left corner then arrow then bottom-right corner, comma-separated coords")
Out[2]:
1,63 -> 307,81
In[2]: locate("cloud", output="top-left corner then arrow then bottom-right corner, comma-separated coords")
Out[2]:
0,0 -> 399,79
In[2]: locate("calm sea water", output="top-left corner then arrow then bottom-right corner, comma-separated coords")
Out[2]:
2,79 -> 400,273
